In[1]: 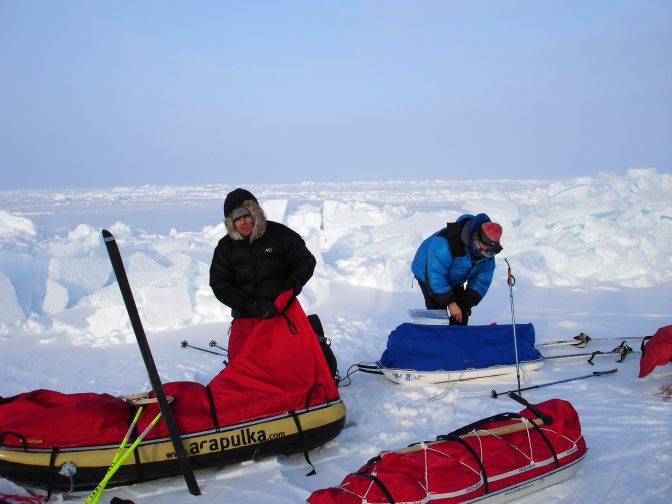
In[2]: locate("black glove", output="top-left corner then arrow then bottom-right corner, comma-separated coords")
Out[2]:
454,293 -> 472,318
457,300 -> 472,319
461,288 -> 482,307
248,298 -> 276,319
285,277 -> 303,296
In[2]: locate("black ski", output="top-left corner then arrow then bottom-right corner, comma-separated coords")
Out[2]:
102,229 -> 201,496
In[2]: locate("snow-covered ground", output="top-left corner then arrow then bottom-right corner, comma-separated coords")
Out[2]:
1,169 -> 671,503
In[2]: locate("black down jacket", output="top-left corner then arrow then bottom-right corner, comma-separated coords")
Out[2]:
209,220 -> 316,318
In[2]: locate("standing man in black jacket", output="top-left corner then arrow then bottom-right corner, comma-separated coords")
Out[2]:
209,188 -> 317,319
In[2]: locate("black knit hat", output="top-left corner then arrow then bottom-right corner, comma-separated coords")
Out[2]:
223,188 -> 258,218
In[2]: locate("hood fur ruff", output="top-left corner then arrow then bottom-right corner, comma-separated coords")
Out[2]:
224,199 -> 267,242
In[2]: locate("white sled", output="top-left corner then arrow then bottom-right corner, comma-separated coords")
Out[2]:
359,359 -> 545,386
464,451 -> 586,504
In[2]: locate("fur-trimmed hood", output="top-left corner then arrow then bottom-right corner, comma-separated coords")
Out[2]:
224,199 -> 267,242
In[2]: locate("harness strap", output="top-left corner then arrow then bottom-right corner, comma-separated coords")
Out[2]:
640,335 -> 653,354
205,385 -> 221,430
280,295 -> 298,334
0,431 -> 28,450
355,471 -> 396,503
526,419 -> 560,468
440,412 -> 521,438
587,350 -> 604,365
507,393 -> 554,425
280,294 -> 296,314
282,313 -> 298,334
46,447 -> 59,502
304,383 -> 329,409
445,434 -> 489,494
289,411 -> 316,476
0,395 -> 17,406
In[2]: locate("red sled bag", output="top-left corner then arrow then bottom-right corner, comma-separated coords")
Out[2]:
638,325 -> 672,378
0,290 -> 345,492
308,398 -> 587,504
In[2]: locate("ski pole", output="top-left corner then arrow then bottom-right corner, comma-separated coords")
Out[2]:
209,340 -> 228,352
490,368 -> 618,398
84,411 -> 162,504
108,407 -> 143,468
505,259 -> 522,395
86,407 -> 144,504
180,340 -> 226,356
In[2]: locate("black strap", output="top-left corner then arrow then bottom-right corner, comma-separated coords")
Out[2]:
483,406 -> 558,468
282,313 -> 298,334
445,410 -> 559,470
0,431 -> 27,450
280,294 -> 296,315
438,220 -> 469,257
304,383 -> 329,409
525,418 -> 560,468
0,395 -> 18,406
46,447 -> 60,501
440,412 -> 520,438
289,411 -> 316,476
132,432 -> 144,482
355,471 -> 396,503
640,335 -> 671,364
205,385 -> 220,430
280,295 -> 298,334
641,335 -> 653,354
587,350 -> 604,365
445,434 -> 489,494
507,393 -> 554,425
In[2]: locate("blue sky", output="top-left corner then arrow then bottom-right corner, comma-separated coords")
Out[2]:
1,0 -> 670,190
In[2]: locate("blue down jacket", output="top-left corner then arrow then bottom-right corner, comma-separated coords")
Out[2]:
411,213 -> 496,307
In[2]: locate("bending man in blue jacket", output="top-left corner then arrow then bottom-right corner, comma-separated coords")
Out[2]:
411,213 -> 503,325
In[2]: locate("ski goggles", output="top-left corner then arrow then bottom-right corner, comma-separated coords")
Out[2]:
480,243 -> 503,257
476,228 -> 503,257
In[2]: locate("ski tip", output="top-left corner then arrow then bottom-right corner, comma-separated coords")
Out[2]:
102,229 -> 114,241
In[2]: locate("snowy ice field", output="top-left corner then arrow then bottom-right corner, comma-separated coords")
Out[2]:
1,168 -> 671,503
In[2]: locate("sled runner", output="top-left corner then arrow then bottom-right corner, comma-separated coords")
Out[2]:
357,323 -> 544,386
308,397 -> 587,503
0,290 -> 345,492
